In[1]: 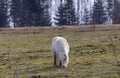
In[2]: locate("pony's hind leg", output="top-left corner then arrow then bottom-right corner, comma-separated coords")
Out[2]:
53,54 -> 57,65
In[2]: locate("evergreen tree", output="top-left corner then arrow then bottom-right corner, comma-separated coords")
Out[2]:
23,0 -> 50,26
55,0 -> 77,26
0,0 -> 8,27
107,0 -> 113,17
83,7 -> 90,25
36,0 -> 50,26
22,0 -> 33,26
113,0 -> 120,24
10,0 -> 24,27
92,0 -> 107,24
54,3 -> 66,26
67,0 -> 77,25
10,0 -> 50,27
107,0 -> 113,24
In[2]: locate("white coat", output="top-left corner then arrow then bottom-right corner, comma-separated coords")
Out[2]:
51,36 -> 70,68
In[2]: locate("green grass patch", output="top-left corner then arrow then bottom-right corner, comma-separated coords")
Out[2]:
0,26 -> 120,78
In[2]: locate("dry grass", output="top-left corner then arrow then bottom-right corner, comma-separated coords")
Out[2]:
0,25 -> 120,78
0,24 -> 120,34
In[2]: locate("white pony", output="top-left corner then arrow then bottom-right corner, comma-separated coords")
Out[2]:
51,36 -> 70,68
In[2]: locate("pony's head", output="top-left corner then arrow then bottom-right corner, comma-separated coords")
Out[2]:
60,54 -> 69,68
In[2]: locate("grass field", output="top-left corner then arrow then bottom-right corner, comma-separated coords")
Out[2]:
0,25 -> 120,78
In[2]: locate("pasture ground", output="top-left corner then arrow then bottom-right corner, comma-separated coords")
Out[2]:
0,25 -> 120,78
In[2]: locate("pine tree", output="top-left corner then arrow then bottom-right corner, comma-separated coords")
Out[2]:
113,0 -> 120,24
37,0 -> 50,26
0,0 -> 8,27
55,0 -> 77,26
10,0 -> 50,27
107,0 -> 113,24
23,0 -> 50,26
83,7 -> 90,25
92,0 -> 107,24
22,0 -> 33,26
54,3 -> 66,26
67,0 -> 78,25
10,0 -> 24,27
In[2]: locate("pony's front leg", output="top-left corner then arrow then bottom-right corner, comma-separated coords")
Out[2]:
59,60 -> 62,66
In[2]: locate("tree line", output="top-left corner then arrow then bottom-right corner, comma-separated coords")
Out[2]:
0,0 -> 120,27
